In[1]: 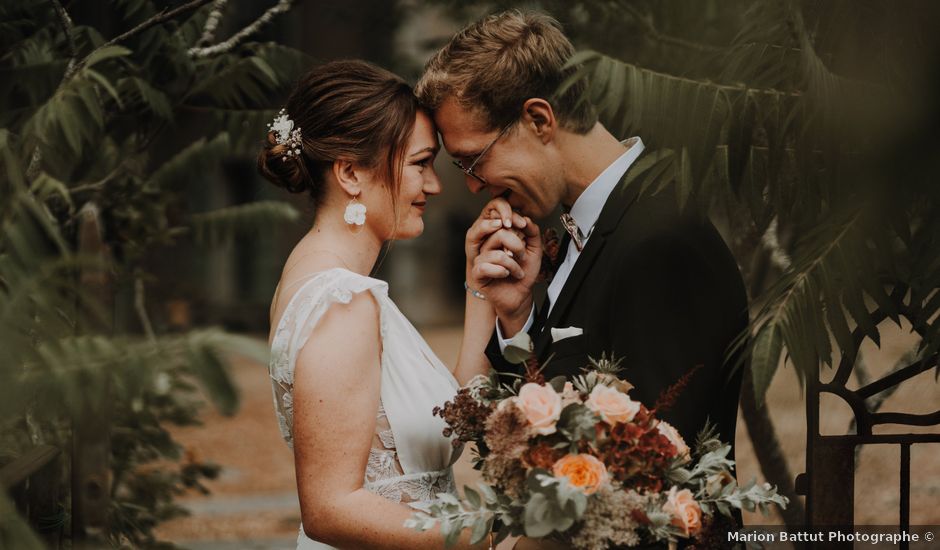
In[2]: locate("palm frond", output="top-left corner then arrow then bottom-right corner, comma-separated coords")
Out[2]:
18,64 -> 121,161
170,105 -> 280,154
189,200 -> 300,246
561,50 -> 778,209
145,133 -> 229,191
186,43 -> 308,109
118,76 -> 172,119
748,208 -> 890,399
19,330 -> 265,417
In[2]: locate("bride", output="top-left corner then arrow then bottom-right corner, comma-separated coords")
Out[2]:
259,60 -> 535,549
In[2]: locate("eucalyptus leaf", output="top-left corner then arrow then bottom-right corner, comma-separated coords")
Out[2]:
469,515 -> 490,544
464,486 -> 481,509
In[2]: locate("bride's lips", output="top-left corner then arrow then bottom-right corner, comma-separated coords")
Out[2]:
412,201 -> 427,211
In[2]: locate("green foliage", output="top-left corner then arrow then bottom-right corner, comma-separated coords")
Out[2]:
523,471 -> 587,538
555,404 -> 596,450
0,0 -> 306,545
0,492 -> 45,550
190,200 -> 302,246
405,483 -> 513,547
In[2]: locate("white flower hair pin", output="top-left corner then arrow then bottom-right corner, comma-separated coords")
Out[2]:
267,108 -> 302,161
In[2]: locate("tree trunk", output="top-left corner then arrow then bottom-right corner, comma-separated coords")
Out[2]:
740,368 -> 805,528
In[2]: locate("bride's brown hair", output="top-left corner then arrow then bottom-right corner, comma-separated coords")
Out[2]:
258,60 -> 418,209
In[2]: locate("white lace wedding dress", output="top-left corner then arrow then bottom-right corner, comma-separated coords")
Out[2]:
268,268 -> 460,550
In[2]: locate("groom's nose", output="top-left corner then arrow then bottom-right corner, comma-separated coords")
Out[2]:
465,176 -> 486,194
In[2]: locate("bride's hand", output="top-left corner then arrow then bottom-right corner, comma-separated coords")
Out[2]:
470,215 -> 541,332
465,197 -> 528,281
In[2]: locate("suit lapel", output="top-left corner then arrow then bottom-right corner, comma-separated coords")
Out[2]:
533,152 -> 648,361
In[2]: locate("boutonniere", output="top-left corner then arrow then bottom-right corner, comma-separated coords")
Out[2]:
537,227 -> 562,283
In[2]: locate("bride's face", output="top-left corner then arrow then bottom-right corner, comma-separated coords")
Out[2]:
385,110 -> 442,240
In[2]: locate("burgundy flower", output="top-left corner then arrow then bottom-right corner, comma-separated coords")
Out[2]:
537,227 -> 562,283
433,386 -> 493,448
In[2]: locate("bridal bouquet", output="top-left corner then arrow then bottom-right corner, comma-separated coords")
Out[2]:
405,339 -> 787,549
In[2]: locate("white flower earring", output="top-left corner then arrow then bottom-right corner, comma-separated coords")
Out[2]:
343,195 -> 367,231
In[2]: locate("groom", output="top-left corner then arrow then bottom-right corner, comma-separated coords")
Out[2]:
417,10 -> 746,471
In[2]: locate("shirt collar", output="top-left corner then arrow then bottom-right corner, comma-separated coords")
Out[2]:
568,137 -> 645,235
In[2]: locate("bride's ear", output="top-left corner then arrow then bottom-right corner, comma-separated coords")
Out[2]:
331,159 -> 367,197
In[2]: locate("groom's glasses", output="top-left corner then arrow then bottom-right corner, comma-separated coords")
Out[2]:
451,122 -> 514,187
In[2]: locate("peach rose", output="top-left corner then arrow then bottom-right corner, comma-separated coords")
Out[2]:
515,383 -> 563,435
585,384 -> 640,424
662,487 -> 702,537
552,453 -> 608,495
657,421 -> 690,463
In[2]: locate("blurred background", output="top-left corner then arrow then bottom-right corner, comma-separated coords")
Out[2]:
1,1 -> 938,549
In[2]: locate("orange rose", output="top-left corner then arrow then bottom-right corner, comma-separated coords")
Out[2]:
585,384 -> 640,424
552,453 -> 608,495
662,487 -> 702,537
515,383 -> 563,435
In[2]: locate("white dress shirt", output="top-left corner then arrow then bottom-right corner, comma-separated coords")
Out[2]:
497,137 -> 645,349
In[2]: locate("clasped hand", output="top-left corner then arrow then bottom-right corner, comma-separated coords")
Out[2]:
465,198 -> 542,336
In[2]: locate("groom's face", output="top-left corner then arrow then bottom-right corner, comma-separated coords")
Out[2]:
434,97 -> 562,219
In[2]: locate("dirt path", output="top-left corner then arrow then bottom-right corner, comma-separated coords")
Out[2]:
156,323 -> 939,546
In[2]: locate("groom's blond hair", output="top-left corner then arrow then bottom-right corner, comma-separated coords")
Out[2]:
416,10 -> 596,134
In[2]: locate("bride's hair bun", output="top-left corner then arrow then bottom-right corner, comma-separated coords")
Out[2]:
257,60 -> 419,207
257,133 -> 310,194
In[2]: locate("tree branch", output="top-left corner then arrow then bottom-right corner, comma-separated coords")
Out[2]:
71,0 -> 214,77
49,0 -> 77,64
134,275 -> 156,342
188,0 -> 295,58
196,0 -> 229,46
70,166 -> 125,195
108,0 -> 214,49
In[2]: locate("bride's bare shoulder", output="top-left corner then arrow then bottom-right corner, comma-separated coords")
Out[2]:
268,253 -> 350,331
295,288 -> 382,382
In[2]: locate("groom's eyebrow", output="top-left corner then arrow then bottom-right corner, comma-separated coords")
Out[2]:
409,146 -> 439,157
448,147 -> 479,161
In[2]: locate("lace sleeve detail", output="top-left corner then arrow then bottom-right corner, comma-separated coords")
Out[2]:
268,269 -> 388,448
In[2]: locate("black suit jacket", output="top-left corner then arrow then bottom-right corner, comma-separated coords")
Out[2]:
485,154 -> 748,547
486,155 -> 748,548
